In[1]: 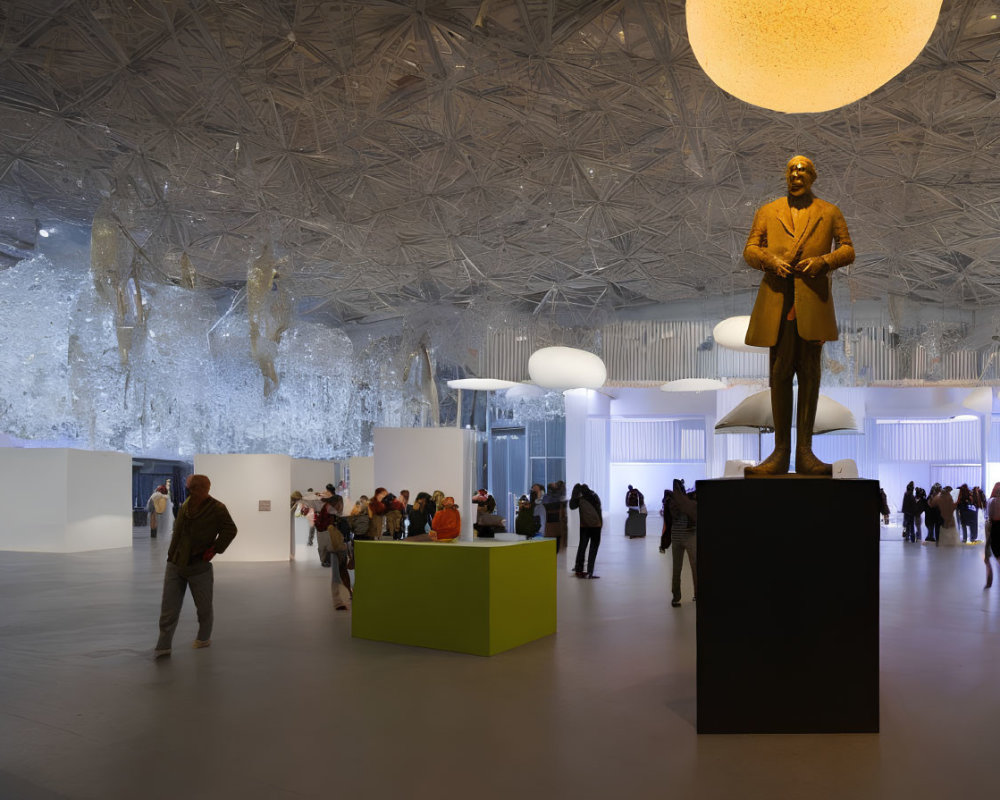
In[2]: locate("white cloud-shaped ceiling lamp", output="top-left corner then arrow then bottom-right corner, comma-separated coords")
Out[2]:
528,347 -> 607,391
687,0 -> 943,113
661,379 -> 727,392
505,383 -> 548,400
713,316 -> 767,353
447,378 -> 520,391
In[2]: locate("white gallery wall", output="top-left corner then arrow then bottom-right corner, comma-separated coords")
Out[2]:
194,454 -> 292,561
0,448 -> 131,552
373,428 -> 476,541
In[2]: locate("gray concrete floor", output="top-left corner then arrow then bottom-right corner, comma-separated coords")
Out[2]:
1,524 -> 997,800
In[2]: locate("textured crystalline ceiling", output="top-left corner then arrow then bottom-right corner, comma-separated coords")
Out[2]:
0,1 -> 999,457
0,0 -> 998,318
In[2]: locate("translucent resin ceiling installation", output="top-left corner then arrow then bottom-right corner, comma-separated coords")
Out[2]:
687,0 -> 943,113
0,1 -> 997,457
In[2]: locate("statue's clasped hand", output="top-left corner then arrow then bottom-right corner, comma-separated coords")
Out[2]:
794,256 -> 827,277
768,257 -> 794,278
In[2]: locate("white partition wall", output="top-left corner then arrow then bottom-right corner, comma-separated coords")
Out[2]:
0,448 -> 131,552
194,454 -> 292,561
348,456 -> 374,501
291,458 -> 335,494
373,428 -> 477,541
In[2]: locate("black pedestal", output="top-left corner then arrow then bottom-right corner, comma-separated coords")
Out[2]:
695,477 -> 880,734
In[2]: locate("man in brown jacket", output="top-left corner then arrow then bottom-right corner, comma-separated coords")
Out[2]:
743,156 -> 855,476
154,474 -> 238,657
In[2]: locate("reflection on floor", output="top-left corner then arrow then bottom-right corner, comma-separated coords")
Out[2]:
1,524 -> 996,799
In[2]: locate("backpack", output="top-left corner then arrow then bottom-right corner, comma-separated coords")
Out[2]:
153,494 -> 168,514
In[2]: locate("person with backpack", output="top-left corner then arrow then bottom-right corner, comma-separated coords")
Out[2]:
668,479 -> 697,607
625,484 -> 644,510
515,495 -> 542,538
570,483 -> 603,579
146,484 -> 173,540
317,495 -> 352,610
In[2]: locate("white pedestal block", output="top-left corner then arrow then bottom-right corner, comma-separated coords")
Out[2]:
373,428 -> 477,541
0,448 -> 131,552
194,454 -> 292,562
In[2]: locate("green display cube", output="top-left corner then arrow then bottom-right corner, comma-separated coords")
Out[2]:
352,539 -> 556,656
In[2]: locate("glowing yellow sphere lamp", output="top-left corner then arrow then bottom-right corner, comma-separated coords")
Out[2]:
687,0 -> 943,113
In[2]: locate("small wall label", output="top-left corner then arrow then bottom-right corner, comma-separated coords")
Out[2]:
258,500 -> 271,512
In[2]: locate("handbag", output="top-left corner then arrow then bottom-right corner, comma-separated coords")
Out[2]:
327,525 -> 347,552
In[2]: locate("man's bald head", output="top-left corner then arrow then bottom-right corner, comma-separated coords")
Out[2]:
785,155 -> 817,179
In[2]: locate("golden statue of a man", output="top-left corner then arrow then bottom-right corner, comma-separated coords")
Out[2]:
743,156 -> 855,477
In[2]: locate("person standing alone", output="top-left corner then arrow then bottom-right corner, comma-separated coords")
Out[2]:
570,483 -> 603,579
668,479 -> 697,607
146,484 -> 173,539
154,474 -> 237,658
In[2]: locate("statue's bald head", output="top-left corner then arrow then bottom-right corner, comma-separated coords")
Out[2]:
785,155 -> 817,179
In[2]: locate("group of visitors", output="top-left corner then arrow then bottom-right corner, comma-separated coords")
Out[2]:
288,485 -> 466,611
900,482 -> 987,545
514,481 -> 569,551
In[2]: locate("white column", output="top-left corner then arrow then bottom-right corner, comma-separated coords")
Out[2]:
564,389 -> 611,548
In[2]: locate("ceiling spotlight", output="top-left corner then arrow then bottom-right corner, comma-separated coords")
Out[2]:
38,229 -> 49,238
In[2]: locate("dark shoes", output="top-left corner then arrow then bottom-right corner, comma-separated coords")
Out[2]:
671,599 -> 681,607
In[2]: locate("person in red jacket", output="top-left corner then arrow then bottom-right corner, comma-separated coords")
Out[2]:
407,496 -> 462,541
430,497 -> 462,541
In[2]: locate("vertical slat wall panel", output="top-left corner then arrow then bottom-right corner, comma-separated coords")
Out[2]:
877,420 -> 980,462
610,419 -> 705,462
480,321 -> 985,386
